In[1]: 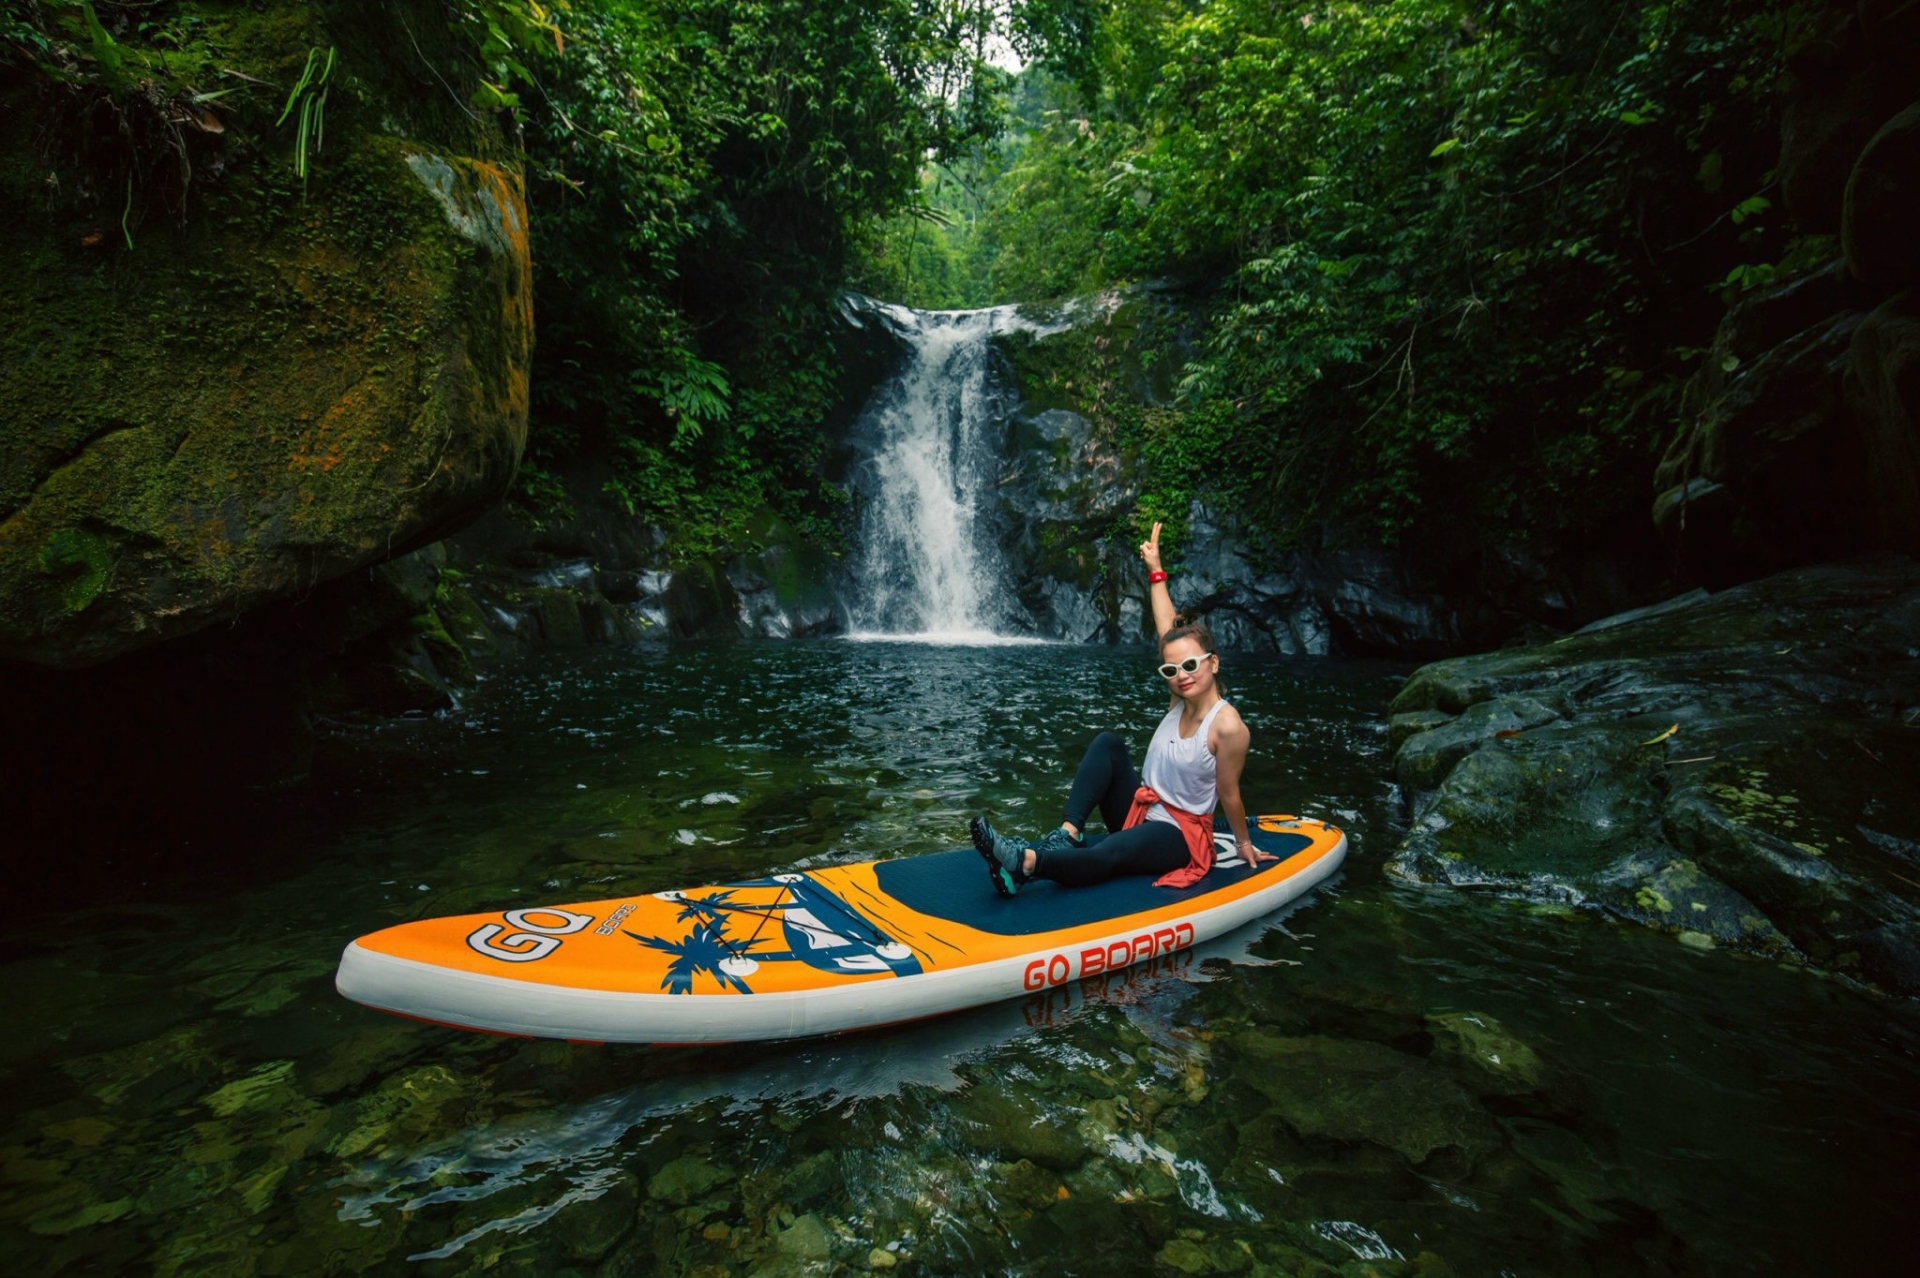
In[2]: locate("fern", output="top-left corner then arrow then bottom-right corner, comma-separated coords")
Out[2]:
276,46 -> 335,197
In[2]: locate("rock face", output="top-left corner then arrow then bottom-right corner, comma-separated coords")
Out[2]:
1655,6 -> 1920,587
979,289 -> 1633,655
1386,557 -> 1920,994
0,3 -> 531,669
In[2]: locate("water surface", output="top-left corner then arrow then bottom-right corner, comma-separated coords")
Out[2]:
2,642 -> 1913,1275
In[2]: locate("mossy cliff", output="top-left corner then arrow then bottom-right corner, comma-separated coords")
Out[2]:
0,0 -> 531,668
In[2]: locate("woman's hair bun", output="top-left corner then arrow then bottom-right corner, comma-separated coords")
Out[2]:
1161,617 -> 1217,654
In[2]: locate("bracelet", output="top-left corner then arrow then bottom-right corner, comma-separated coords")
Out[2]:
1148,570 -> 1168,584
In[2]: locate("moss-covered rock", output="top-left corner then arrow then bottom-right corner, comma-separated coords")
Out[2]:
0,1 -> 530,668
1387,558 -> 1920,992
1394,694 -> 1564,793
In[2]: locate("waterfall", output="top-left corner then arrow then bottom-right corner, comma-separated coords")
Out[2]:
844,301 -> 1057,644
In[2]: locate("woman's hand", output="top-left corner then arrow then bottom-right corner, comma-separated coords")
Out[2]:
1139,521 -> 1164,574
1243,837 -> 1276,866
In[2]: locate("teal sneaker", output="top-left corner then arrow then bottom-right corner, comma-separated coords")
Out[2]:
969,815 -> 1029,897
1031,826 -> 1083,861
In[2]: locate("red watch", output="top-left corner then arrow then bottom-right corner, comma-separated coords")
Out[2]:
1148,570 -> 1168,584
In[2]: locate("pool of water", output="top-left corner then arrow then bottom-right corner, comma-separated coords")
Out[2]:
1,642 -> 1913,1276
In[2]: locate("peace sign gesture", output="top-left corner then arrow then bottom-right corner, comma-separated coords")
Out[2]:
1139,521 -> 1164,574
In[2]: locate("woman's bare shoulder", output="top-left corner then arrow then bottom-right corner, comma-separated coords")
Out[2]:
1210,701 -> 1250,749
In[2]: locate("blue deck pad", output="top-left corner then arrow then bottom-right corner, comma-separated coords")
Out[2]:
872,824 -> 1316,937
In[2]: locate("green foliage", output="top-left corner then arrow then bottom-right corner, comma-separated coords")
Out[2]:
514,0 -> 1068,558
865,0 -> 1797,553
275,45 -> 333,195
1,0 -> 256,236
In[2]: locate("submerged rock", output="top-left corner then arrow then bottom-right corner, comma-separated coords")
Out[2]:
1387,557 -> 1920,992
551,1171 -> 639,1261
947,1083 -> 1097,1170
1227,1032 -> 1501,1166
648,1156 -> 732,1207
1423,1012 -> 1579,1115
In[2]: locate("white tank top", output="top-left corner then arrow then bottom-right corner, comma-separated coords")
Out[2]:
1141,698 -> 1228,825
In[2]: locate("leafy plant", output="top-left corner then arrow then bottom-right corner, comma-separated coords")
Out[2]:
867,0 -> 1795,556
276,45 -> 334,196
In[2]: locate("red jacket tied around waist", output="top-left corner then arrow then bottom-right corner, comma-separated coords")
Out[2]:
1123,784 -> 1214,888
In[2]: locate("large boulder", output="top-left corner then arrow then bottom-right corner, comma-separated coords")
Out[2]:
1843,101 -> 1920,289
1387,557 -> 1920,994
0,2 -> 531,668
1776,4 -> 1920,233
1842,291 -> 1920,554
980,287 -> 1612,655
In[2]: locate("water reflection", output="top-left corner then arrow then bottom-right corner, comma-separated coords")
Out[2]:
0,642 -> 1912,1276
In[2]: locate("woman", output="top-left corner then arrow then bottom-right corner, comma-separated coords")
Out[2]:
970,520 -> 1270,895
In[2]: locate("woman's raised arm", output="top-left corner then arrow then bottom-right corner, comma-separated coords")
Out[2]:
1139,521 -> 1177,641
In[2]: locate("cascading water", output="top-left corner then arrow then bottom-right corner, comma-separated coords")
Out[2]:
844,300 -> 1059,643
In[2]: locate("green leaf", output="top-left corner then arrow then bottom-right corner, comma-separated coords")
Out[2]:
1428,137 -> 1460,157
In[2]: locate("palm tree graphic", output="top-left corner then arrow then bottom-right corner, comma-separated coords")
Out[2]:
627,892 -> 763,995
623,877 -> 923,993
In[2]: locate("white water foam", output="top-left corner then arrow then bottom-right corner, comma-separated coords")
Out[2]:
841,629 -> 1058,648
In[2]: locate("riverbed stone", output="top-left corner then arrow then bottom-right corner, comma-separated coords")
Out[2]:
1157,1237 -> 1214,1274
948,1084 -> 1097,1170
1228,1033 -> 1499,1165
1422,1011 -> 1569,1107
649,1156 -> 732,1207
549,1172 -> 639,1261
771,1212 -> 832,1262
992,1158 -> 1065,1208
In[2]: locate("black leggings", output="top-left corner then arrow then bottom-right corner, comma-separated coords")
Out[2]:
1034,732 -> 1189,887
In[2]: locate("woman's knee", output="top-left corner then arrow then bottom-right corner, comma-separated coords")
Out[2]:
1088,730 -> 1126,758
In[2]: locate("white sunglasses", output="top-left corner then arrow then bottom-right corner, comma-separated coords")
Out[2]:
1157,653 -> 1214,679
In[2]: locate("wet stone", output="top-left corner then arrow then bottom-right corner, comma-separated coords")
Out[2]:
552,1171 -> 639,1261
1389,709 -> 1454,756
1394,726 -> 1666,888
1230,1033 -> 1501,1166
947,1084 -> 1097,1170
1600,858 -> 1793,954
771,1211 -> 832,1262
1394,694 -> 1564,792
992,1158 -> 1065,1208
649,1156 -> 732,1207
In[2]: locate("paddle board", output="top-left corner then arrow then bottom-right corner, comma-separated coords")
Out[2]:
334,814 -> 1345,1044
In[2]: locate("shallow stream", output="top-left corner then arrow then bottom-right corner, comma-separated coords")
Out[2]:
2,643 -> 1914,1276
